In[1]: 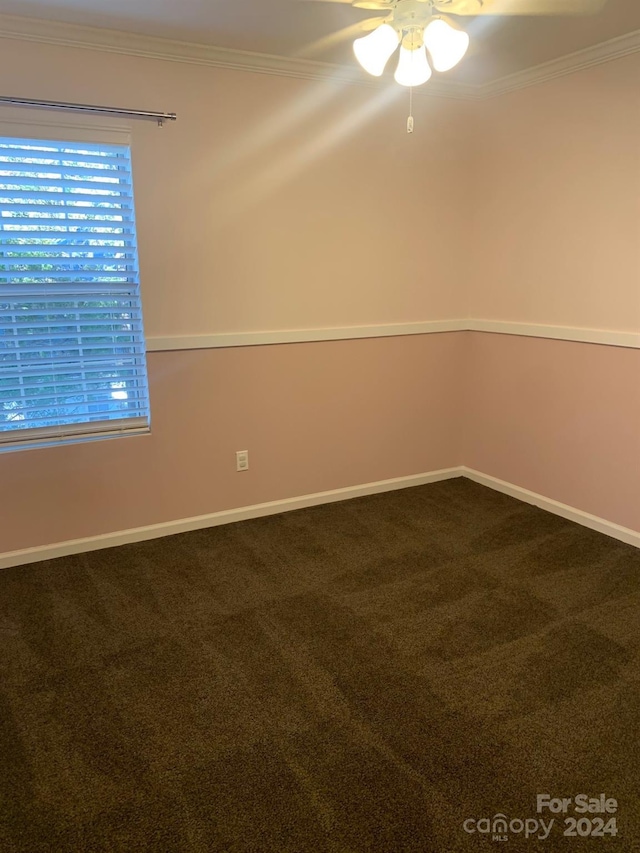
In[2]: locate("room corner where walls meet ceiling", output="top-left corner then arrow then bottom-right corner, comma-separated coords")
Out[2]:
0,5 -> 640,100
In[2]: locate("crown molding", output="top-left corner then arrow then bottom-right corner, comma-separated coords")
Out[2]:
0,13 -> 639,101
0,13 -> 467,100
477,26 -> 640,99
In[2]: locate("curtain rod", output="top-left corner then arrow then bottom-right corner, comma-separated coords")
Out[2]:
0,96 -> 177,126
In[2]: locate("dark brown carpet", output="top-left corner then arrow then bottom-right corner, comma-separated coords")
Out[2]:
1,478 -> 639,851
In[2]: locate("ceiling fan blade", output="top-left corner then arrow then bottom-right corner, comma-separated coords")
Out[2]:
352,0 -> 396,10
297,16 -> 389,56
437,0 -> 607,14
297,0 -> 393,6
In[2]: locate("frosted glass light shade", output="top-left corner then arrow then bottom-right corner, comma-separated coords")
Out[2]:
353,24 -> 400,77
424,18 -> 469,72
394,45 -> 432,87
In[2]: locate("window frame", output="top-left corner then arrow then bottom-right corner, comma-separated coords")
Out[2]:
0,116 -> 150,453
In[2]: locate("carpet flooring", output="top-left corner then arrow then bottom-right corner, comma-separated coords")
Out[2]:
1,478 -> 639,851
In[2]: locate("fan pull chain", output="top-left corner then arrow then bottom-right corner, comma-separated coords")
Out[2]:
407,85 -> 414,134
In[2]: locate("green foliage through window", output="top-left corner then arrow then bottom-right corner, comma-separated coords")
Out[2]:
0,137 -> 150,447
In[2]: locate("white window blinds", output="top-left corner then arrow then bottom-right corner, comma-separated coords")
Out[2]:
0,136 -> 150,450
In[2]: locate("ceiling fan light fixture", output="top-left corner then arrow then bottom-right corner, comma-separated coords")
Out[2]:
394,44 -> 432,87
423,17 -> 470,72
353,23 -> 400,76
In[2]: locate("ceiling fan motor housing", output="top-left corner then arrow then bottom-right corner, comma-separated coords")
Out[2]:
392,0 -> 435,32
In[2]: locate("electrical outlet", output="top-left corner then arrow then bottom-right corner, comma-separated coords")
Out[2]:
236,450 -> 249,472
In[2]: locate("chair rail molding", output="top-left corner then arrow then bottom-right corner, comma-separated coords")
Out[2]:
145,321 -> 640,351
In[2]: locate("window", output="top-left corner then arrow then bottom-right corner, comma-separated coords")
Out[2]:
0,135 -> 150,451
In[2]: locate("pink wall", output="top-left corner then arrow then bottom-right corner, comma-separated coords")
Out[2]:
0,335 -> 464,553
462,54 -> 640,537
0,38 -> 470,337
464,333 -> 640,533
1,33 -> 640,558
469,53 -> 640,333
0,35 -> 468,557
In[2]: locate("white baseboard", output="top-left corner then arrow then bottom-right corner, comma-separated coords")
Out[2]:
2,466 -> 638,570
462,468 -> 640,549
0,467 -> 463,570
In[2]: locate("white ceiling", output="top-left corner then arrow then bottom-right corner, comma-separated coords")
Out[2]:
0,0 -> 639,83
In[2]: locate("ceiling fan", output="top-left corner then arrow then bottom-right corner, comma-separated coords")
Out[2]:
304,0 -> 608,87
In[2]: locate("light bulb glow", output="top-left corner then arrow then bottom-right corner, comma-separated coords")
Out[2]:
353,24 -> 400,77
394,45 -> 432,88
424,18 -> 469,72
